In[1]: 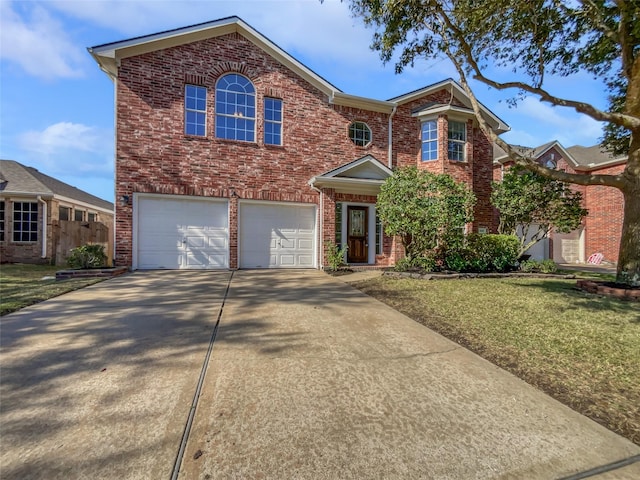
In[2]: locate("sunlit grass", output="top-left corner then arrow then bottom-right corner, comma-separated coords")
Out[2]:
0,264 -> 105,315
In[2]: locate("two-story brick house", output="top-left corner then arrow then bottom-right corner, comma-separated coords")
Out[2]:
89,16 -> 509,270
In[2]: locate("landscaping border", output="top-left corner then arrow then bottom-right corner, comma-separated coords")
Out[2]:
55,266 -> 129,280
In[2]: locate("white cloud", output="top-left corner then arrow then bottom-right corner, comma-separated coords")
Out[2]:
0,1 -> 86,79
18,122 -> 113,177
495,95 -> 604,147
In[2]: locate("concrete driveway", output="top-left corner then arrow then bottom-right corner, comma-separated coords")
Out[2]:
1,270 -> 638,479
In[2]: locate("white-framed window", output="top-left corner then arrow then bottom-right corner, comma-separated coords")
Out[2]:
264,97 -> 283,146
215,73 -> 256,142
448,120 -> 466,161
185,84 -> 207,137
0,201 -> 5,242
88,212 -> 97,222
348,121 -> 372,147
421,120 -> 438,161
13,201 -> 38,242
74,209 -> 85,221
335,202 -> 343,245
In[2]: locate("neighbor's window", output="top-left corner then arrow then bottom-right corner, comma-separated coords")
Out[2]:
448,120 -> 466,161
215,73 -> 256,142
59,206 -> 70,221
74,209 -> 85,221
13,202 -> 38,242
348,121 -> 372,147
264,98 -> 283,146
421,120 -> 438,161
88,212 -> 97,222
185,85 -> 207,137
0,201 -> 5,242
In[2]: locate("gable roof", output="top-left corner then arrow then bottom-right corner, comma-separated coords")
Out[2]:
89,18 -> 508,122
565,145 -> 627,170
494,141 -> 627,171
390,78 -> 510,134
0,160 -> 114,212
309,155 -> 392,194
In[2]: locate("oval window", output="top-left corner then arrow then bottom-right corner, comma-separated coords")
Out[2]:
348,121 -> 372,147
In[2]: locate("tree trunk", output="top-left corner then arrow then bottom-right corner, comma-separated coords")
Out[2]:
617,187 -> 640,286
617,132 -> 640,286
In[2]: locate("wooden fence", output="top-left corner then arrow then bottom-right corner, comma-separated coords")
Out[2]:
53,221 -> 113,266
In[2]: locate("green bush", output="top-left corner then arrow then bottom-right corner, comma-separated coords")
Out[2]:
520,259 -> 537,272
519,259 -> 558,273
324,241 -> 348,271
539,259 -> 558,273
67,244 -> 108,269
394,254 -> 437,272
445,234 -> 519,273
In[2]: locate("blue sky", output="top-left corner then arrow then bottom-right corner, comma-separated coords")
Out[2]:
1,0 -> 608,203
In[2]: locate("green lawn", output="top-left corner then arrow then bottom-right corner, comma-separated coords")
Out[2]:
0,264 -> 106,316
351,275 -> 640,445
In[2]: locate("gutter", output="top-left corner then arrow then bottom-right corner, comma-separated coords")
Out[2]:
37,195 -> 47,258
388,105 -> 397,168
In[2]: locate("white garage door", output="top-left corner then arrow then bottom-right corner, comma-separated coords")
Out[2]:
240,202 -> 316,268
136,195 -> 228,269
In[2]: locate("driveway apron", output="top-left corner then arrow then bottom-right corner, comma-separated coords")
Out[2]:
180,270 -> 639,479
0,271 -> 231,479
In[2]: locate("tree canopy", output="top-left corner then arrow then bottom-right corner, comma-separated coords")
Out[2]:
376,166 -> 475,260
348,0 -> 640,285
491,167 -> 588,257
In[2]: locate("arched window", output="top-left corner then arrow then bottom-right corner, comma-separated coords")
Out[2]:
215,74 -> 256,142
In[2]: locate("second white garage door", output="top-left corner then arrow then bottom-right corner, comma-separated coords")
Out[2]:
239,202 -> 316,268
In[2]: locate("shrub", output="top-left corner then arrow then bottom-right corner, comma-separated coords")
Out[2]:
395,254 -> 438,272
539,259 -> 558,273
445,234 -> 519,273
67,244 -> 108,269
519,259 -> 558,273
520,259 -> 538,272
324,241 -> 348,271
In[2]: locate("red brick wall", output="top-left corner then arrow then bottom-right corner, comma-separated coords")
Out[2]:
583,164 -> 625,262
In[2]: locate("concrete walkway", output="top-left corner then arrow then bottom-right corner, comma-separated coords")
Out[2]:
1,270 -> 638,479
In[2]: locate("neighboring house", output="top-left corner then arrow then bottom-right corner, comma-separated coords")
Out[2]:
89,16 -> 509,270
0,160 -> 114,265
493,142 -> 626,264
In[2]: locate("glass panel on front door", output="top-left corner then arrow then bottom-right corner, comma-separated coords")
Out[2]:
350,209 -> 365,236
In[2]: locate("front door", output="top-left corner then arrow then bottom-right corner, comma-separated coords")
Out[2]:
347,206 -> 368,263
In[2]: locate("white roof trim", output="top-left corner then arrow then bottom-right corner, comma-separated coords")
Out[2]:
412,104 -> 474,118
317,155 -> 393,179
309,176 -> 386,195
391,78 -> 510,133
88,16 -> 340,97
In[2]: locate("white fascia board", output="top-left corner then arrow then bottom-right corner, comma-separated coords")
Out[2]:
88,17 -> 341,98
55,195 -> 114,214
332,92 -> 395,114
321,155 -> 392,178
309,176 -> 385,195
392,79 -> 510,134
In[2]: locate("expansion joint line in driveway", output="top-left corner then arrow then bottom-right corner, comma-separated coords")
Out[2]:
170,271 -> 234,480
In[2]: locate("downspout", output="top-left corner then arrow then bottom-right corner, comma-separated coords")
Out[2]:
309,182 -> 323,269
37,195 -> 47,259
388,105 -> 397,168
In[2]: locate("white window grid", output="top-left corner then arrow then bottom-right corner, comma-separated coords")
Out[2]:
349,121 -> 372,147
448,120 -> 466,161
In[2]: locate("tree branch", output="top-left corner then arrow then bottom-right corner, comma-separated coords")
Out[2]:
435,4 -> 640,129
438,44 -> 626,187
